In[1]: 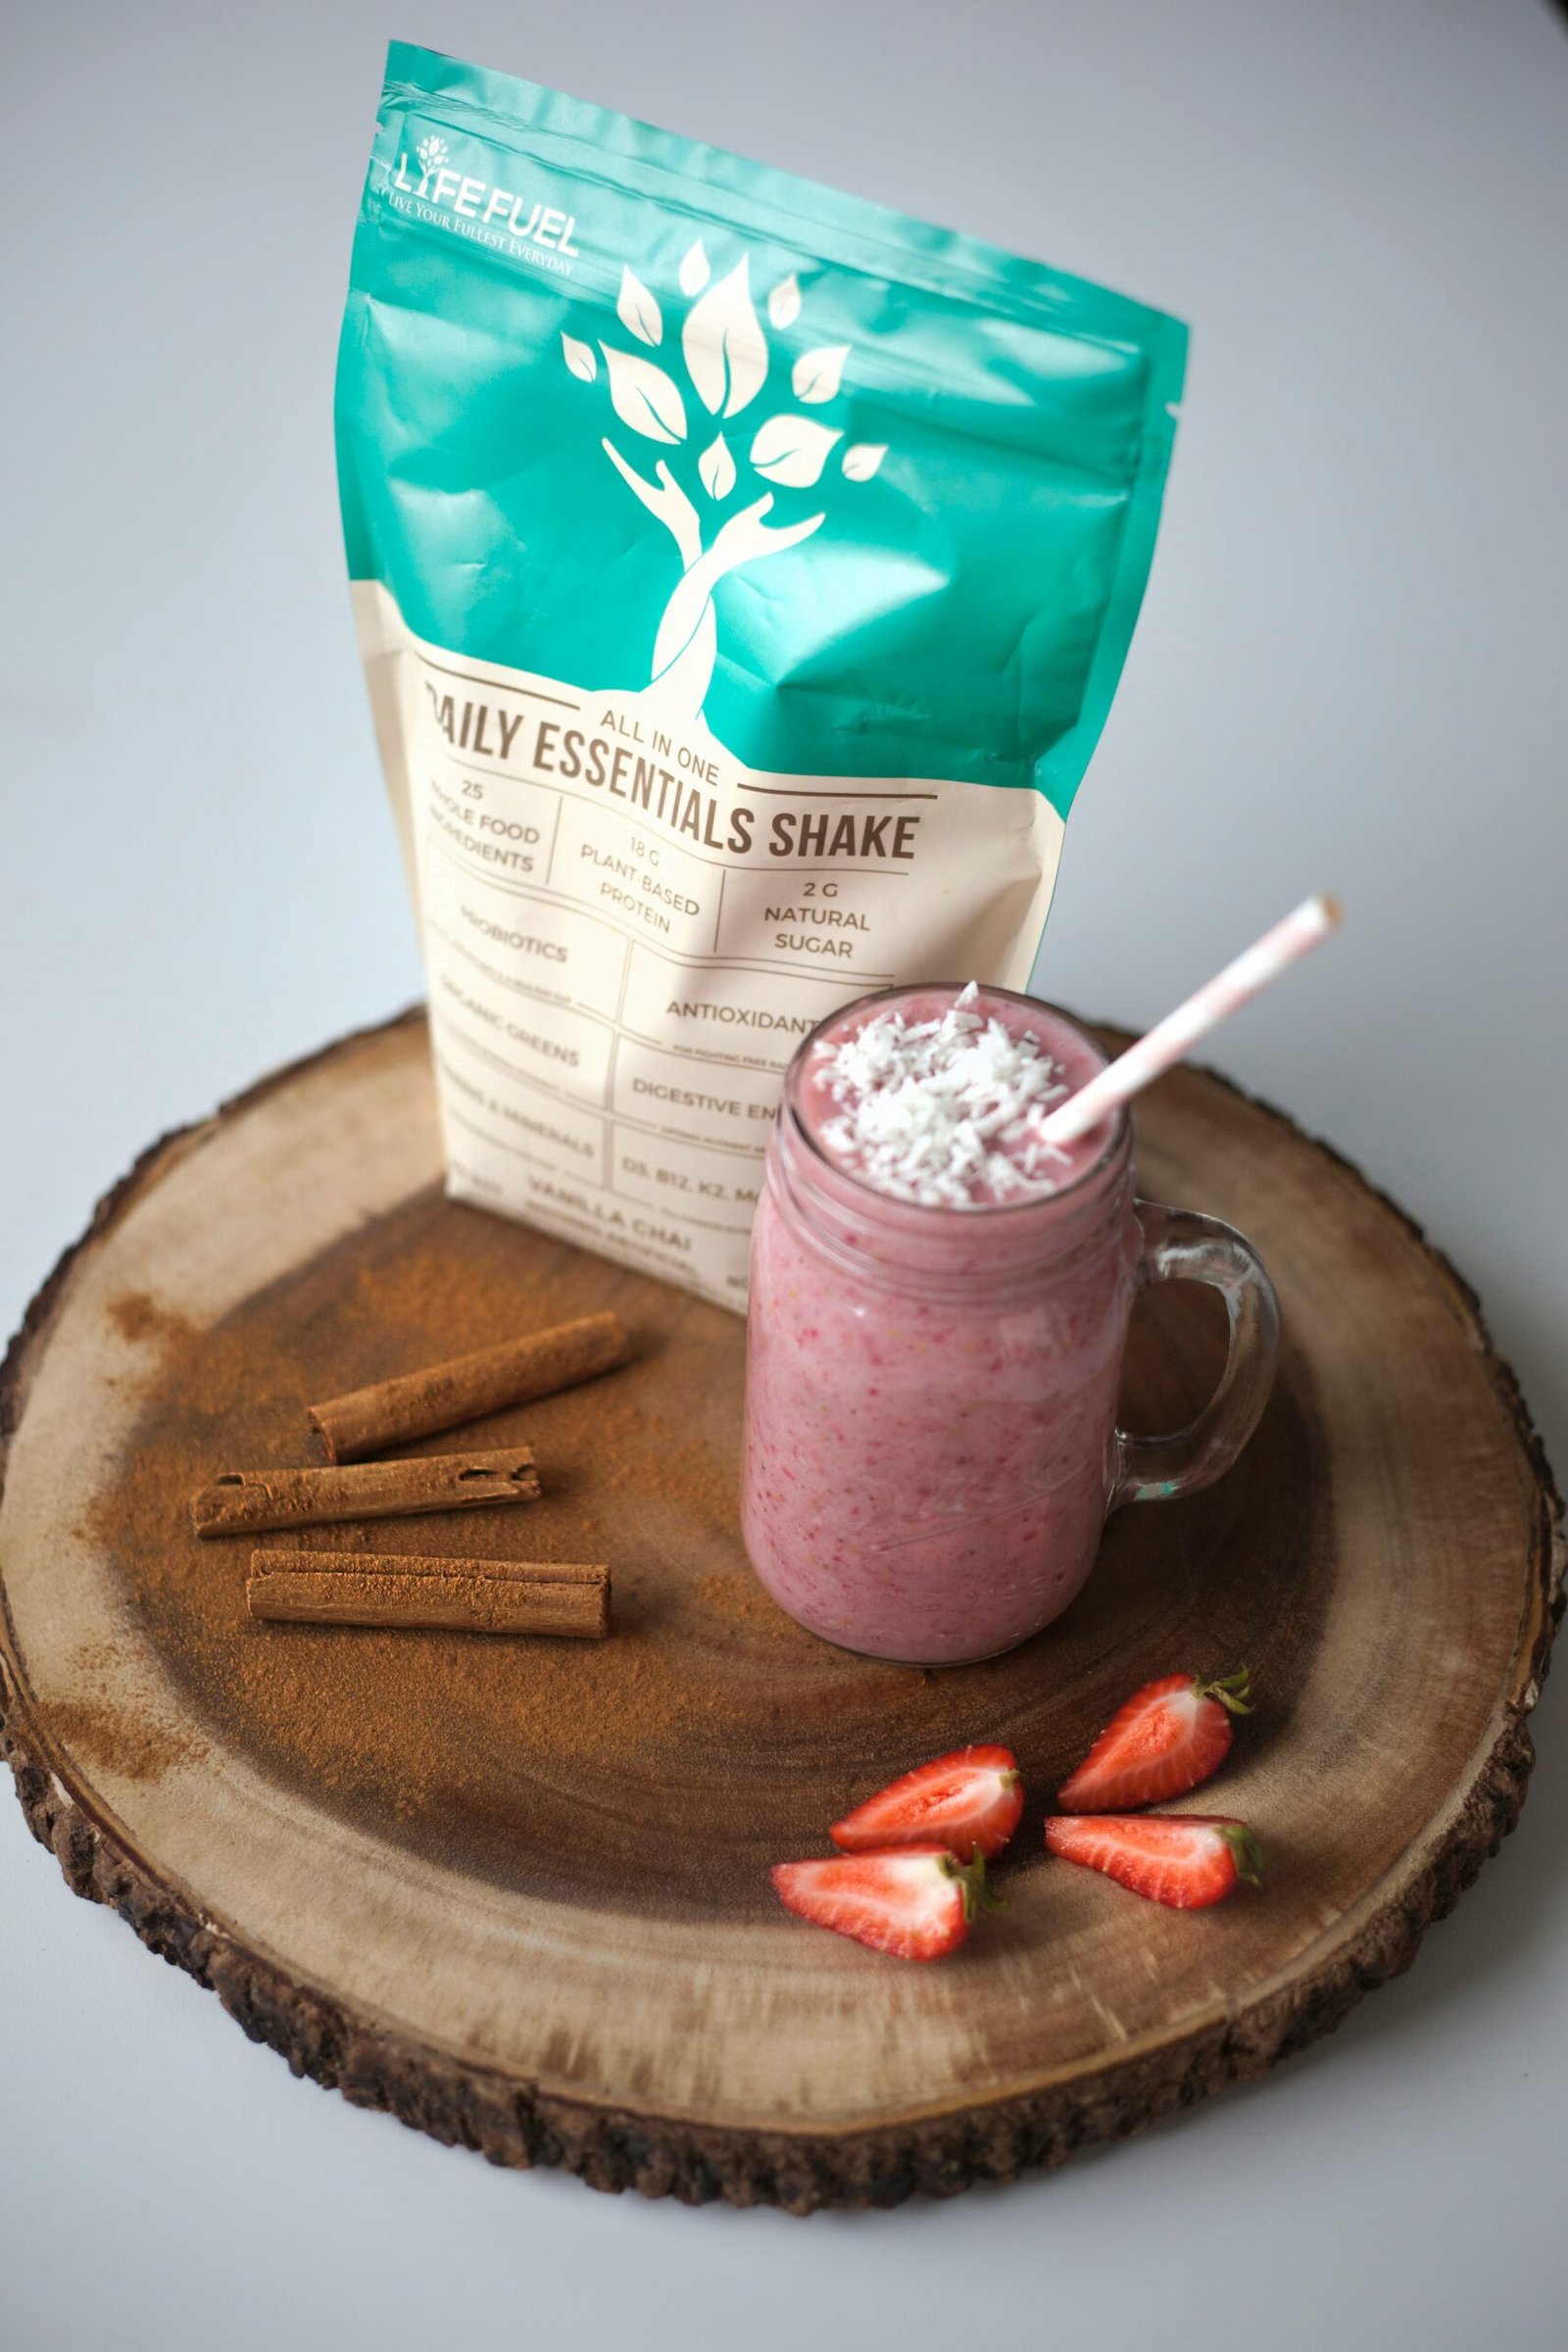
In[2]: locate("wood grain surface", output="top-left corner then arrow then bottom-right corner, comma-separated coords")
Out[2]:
0,1009 -> 1559,2211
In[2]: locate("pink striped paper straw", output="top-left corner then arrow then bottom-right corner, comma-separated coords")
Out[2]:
1038,894 -> 1343,1148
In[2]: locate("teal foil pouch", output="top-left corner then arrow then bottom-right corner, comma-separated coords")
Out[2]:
337,42 -> 1187,1309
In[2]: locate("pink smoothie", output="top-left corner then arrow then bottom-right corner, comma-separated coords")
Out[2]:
741,987 -> 1140,1664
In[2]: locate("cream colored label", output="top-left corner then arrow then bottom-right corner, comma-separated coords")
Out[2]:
355,581 -> 1064,1309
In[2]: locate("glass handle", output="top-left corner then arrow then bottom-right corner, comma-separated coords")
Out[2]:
1111,1200 -> 1281,1509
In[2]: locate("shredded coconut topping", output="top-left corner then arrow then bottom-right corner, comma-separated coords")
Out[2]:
809,983 -> 1073,1206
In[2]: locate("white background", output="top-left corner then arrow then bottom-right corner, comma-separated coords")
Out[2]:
3,3 -> 1565,2344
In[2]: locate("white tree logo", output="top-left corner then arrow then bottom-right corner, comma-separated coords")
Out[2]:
562,245 -> 887,721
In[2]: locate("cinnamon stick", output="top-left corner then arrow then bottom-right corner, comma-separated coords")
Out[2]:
307,1311 -> 630,1461
190,1446 -> 541,1540
246,1551 -> 610,1638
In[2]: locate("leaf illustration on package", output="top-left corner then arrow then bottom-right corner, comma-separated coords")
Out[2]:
616,267 -> 662,347
564,248 -> 889,718
792,346 -> 849,404
600,347 -> 687,443
682,260 -> 769,418
699,433 -> 737,500
768,272 -> 802,328
751,415 -> 842,488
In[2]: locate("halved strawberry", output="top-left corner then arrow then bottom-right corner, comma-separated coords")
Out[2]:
771,1847 -> 998,1959
1056,1669 -> 1251,1811
830,1744 -> 1023,1862
1045,1813 -> 1263,1909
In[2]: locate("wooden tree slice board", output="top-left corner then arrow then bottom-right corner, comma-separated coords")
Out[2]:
0,1010 -> 1560,2211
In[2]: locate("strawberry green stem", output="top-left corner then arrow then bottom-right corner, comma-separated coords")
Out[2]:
946,1851 -> 1004,1922
1196,1666 -> 1253,1716
1218,1823 -> 1265,1886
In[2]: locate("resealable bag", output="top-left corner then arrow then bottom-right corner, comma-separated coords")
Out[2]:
337,42 -> 1187,1309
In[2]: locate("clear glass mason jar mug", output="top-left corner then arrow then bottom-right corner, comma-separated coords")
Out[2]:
740,987 -> 1280,1666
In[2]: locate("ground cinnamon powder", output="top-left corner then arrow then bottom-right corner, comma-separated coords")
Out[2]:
35,1638 -> 208,1785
